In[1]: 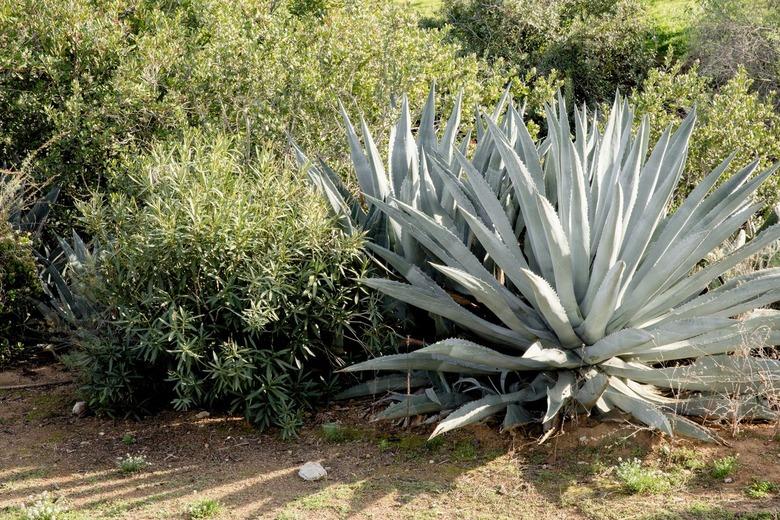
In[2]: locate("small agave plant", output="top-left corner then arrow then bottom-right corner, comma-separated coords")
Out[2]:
303,87 -> 780,442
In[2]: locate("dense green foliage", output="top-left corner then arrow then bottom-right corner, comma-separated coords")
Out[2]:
0,175 -> 43,366
0,0 -> 527,211
0,221 -> 40,365
60,132 -> 390,435
630,61 -> 780,207
442,0 -> 658,103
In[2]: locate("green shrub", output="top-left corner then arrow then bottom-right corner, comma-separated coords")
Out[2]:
615,458 -> 673,494
630,61 -> 780,208
187,499 -> 223,519
0,0 -> 521,214
689,0 -> 780,98
710,456 -> 738,479
0,174 -> 42,366
442,0 -> 657,103
745,479 -> 778,499
62,131 -> 391,437
0,221 -> 40,365
20,492 -> 63,520
117,454 -> 147,474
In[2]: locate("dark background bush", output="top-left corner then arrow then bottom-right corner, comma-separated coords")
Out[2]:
442,0 -> 658,103
690,0 -> 780,100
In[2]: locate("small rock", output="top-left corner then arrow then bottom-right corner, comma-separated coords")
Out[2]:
298,461 -> 327,481
72,401 -> 87,417
195,411 -> 210,419
724,477 -> 734,484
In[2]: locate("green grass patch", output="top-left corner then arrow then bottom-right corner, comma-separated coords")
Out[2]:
615,459 -> 673,494
745,480 -> 778,499
644,0 -> 700,54
187,499 -> 223,519
394,0 -> 441,17
117,454 -> 147,474
320,423 -> 362,444
710,455 -> 737,479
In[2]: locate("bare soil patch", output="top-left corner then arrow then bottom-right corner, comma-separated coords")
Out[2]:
1,365 -> 779,519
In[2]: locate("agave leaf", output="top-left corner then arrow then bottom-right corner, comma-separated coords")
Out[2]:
519,268 -> 581,348
645,223 -> 780,317
574,371 -> 609,409
601,355 -> 780,393
542,371 -> 575,426
359,115 -> 389,199
418,85 -> 438,159
339,351 -> 499,374
534,193 -> 582,326
440,91 -> 463,165
430,392 -> 513,439
292,143 -> 357,234
502,403 -> 535,431
666,414 -> 721,443
376,392 -> 471,421
430,263 -> 536,336
603,380 -> 673,435
389,94 -> 419,197
335,373 -> 429,400
339,101 -> 384,200
580,327 -> 654,364
484,116 -> 555,281
361,278 -> 534,348
418,338 -> 581,370
672,395 -> 777,421
580,261 -> 625,344
583,185 -> 624,315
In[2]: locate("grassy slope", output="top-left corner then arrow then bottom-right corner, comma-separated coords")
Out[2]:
645,0 -> 700,54
394,0 -> 442,17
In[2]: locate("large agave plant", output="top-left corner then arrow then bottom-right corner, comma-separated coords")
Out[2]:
307,88 -> 780,441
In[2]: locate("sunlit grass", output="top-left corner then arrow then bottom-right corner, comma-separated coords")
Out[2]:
644,0 -> 700,54
394,0 -> 441,17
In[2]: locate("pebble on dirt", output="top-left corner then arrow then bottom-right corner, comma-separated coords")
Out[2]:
72,401 -> 87,417
298,461 -> 327,481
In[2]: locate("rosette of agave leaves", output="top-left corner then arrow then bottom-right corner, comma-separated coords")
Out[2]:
296,86 -> 780,442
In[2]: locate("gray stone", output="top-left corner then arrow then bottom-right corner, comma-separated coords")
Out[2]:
72,401 -> 87,417
298,461 -> 327,481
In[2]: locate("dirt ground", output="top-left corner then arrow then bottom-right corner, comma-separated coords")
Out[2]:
2,365 -> 780,520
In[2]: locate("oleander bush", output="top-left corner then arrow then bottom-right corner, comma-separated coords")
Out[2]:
311,87 -> 780,441
442,0 -> 657,103
0,0 -> 529,217
59,131 -> 391,437
630,61 -> 780,208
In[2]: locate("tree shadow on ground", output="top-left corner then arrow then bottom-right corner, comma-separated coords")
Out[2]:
2,375 -> 780,519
